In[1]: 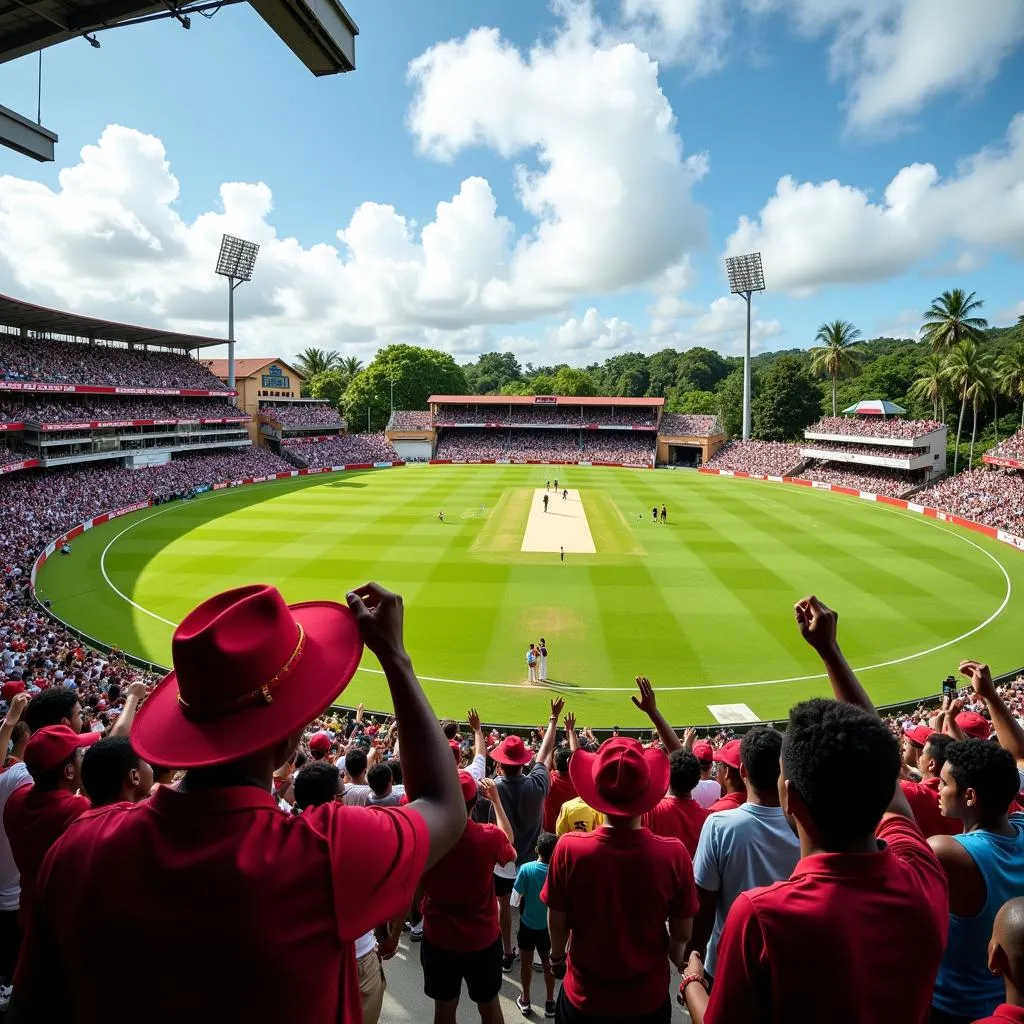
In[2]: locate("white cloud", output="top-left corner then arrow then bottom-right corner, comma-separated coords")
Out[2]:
548,307 -> 640,352
874,308 -> 920,340
725,113 -> 1024,295
995,300 -> 1024,326
649,294 -> 783,355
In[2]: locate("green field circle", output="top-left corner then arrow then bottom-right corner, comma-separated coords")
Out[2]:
37,466 -> 1024,727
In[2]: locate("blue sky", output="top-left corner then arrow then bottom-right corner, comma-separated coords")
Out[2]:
0,0 -> 1021,366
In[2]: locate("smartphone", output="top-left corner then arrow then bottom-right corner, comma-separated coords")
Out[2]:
942,676 -> 957,698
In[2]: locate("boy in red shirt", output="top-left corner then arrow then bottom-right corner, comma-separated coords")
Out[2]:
542,736 -> 698,1023
707,740 -> 745,813
681,596 -> 948,1024
976,896 -> 1024,1024
642,748 -> 708,856
899,729 -> 961,838
419,773 -> 516,1024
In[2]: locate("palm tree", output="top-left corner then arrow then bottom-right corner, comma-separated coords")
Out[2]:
294,348 -> 340,378
920,289 -> 988,353
942,340 -> 987,474
996,341 -> 1024,428
964,367 -> 993,467
340,356 -> 364,378
908,354 -> 946,421
808,320 -> 863,416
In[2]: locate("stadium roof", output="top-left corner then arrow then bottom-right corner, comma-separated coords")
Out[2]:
0,293 -> 227,350
429,395 -> 664,407
202,357 -> 303,379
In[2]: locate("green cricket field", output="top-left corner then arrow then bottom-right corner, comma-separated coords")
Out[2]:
35,465 -> 1024,728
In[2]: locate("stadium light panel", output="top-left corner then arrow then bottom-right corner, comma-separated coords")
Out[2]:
215,234 -> 260,283
725,252 -> 765,295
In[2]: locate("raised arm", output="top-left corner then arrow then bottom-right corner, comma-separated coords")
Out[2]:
347,583 -> 464,869
962,661 -> 1024,765
0,693 -> 29,759
564,711 -> 579,753
943,697 -> 966,741
467,707 -> 486,762
536,698 -> 564,767
480,777 -> 514,845
107,681 -> 148,738
632,676 -> 681,752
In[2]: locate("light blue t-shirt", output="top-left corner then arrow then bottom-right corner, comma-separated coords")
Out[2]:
513,859 -> 549,930
693,802 -> 801,977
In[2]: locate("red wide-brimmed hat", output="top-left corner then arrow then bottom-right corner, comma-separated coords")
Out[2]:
132,585 -> 363,769
491,735 -> 534,766
569,737 -> 669,817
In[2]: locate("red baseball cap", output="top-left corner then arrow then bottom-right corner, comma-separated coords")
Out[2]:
450,739 -> 463,763
692,740 -> 714,762
569,737 -> 669,817
903,724 -> 934,748
24,725 -> 99,774
0,680 -> 26,702
714,739 -> 742,771
490,735 -> 534,766
458,770 -> 478,803
956,711 -> 991,740
308,732 -> 332,756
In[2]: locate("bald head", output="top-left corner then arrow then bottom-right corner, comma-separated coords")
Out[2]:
989,897 -> 1024,993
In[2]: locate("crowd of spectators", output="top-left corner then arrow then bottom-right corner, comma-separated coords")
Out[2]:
434,405 -> 658,427
282,434 -> 399,469
0,441 -> 35,469
434,429 -> 509,461
705,440 -> 802,477
806,416 -> 943,440
259,403 -> 345,428
0,396 -> 246,425
387,410 -> 432,431
0,335 -> 228,391
659,414 -> 722,437
799,439 -> 927,461
433,428 -> 656,465
986,428 -> 1024,465
916,469 -> 1024,536
796,461 -> 921,497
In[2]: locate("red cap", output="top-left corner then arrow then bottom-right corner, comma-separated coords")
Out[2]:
0,680 -> 26,702
956,711 -> 991,740
714,739 -> 742,771
308,732 -> 331,756
450,739 -> 462,763
692,740 -> 714,762
24,725 -> 99,774
459,770 -> 479,803
903,724 -> 934,748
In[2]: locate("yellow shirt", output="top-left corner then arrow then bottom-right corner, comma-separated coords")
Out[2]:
555,796 -> 605,835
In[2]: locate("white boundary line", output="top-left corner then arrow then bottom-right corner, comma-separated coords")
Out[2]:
96,478 -> 1014,692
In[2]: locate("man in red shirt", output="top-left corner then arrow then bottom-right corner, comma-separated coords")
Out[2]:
899,729 -> 961,838
543,713 -> 578,833
680,595 -> 948,1024
12,582 -> 467,1024
3,724 -> 99,925
976,896 -> 1024,1024
542,736 -> 698,1023
418,772 -> 516,1023
707,740 -> 745,813
642,748 -> 708,856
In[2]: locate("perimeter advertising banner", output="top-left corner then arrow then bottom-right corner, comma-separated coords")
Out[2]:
0,382 -> 237,398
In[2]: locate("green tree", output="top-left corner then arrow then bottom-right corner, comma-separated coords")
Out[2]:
340,356 -> 364,378
498,380 -> 532,396
964,366 -> 994,466
907,354 -> 947,421
752,355 -> 823,441
530,373 -> 556,395
996,341 -> 1024,428
921,289 -> 988,353
307,368 -> 349,410
646,349 -> 681,397
294,348 -> 340,379
808,320 -> 863,416
715,368 -> 746,439
675,347 -> 730,394
341,344 -> 468,432
667,389 -> 718,415
464,351 -> 523,395
942,339 -> 987,474
553,366 -> 599,397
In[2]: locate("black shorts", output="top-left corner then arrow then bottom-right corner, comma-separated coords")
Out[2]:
420,935 -> 503,1005
556,989 -> 670,1024
494,874 -> 515,898
516,923 -> 550,958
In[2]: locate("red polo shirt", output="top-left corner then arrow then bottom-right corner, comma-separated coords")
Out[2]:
543,770 -> 577,833
708,790 -> 746,814
14,784 -> 428,1023
703,815 -> 948,1024
3,786 -> 90,924
421,818 -> 516,952
975,1005 -> 1024,1023
542,827 -> 698,1016
900,777 -> 961,838
642,795 -> 709,857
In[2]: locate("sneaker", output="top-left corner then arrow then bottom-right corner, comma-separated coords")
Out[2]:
502,949 -> 517,973
544,1000 -> 556,1019
409,921 -> 423,942
516,995 -> 532,1016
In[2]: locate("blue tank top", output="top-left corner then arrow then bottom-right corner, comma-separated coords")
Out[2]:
933,814 -> 1024,1018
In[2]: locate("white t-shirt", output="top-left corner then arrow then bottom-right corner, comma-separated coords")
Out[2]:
0,762 -> 32,911
692,802 -> 801,977
354,930 -> 377,959
693,778 -> 722,809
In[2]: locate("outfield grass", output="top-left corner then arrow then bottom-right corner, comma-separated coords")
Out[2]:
35,465 -> 1024,728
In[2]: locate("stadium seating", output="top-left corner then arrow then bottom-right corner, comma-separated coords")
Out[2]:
916,469 -> 1024,535
986,428 -> 1024,464
806,416 -> 943,440
0,397 -> 246,424
432,428 -> 655,466
259,403 -> 345,428
281,433 -> 399,468
705,440 -> 802,477
796,461 -> 921,498
800,440 -> 928,460
658,413 -> 722,436
387,410 -> 433,430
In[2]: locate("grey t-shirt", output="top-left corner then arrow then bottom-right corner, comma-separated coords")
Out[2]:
693,802 -> 801,976
490,763 -> 550,878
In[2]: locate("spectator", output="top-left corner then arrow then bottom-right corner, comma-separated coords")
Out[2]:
308,731 -> 333,760
11,581 -> 466,1023
343,747 -> 372,806
899,730 -> 961,838
79,736 -> 153,807
368,763 -> 401,807
282,434 -> 398,470
542,735 -> 698,1023
293,760 -> 343,811
0,693 -> 31,993
706,441 -> 801,477
489,702 -> 561,973
642,748 -> 709,857
688,727 -> 799,984
707,740 -> 745,813
512,831 -> 560,1018
976,896 -> 1024,1024
23,689 -> 82,735
555,795 -> 604,835
682,595 -> 948,1024
543,724 -> 578,833
418,773 -> 515,1024
690,739 -> 723,809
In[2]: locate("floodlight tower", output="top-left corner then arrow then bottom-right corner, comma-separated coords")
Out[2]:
214,234 -> 260,389
724,252 -> 766,441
